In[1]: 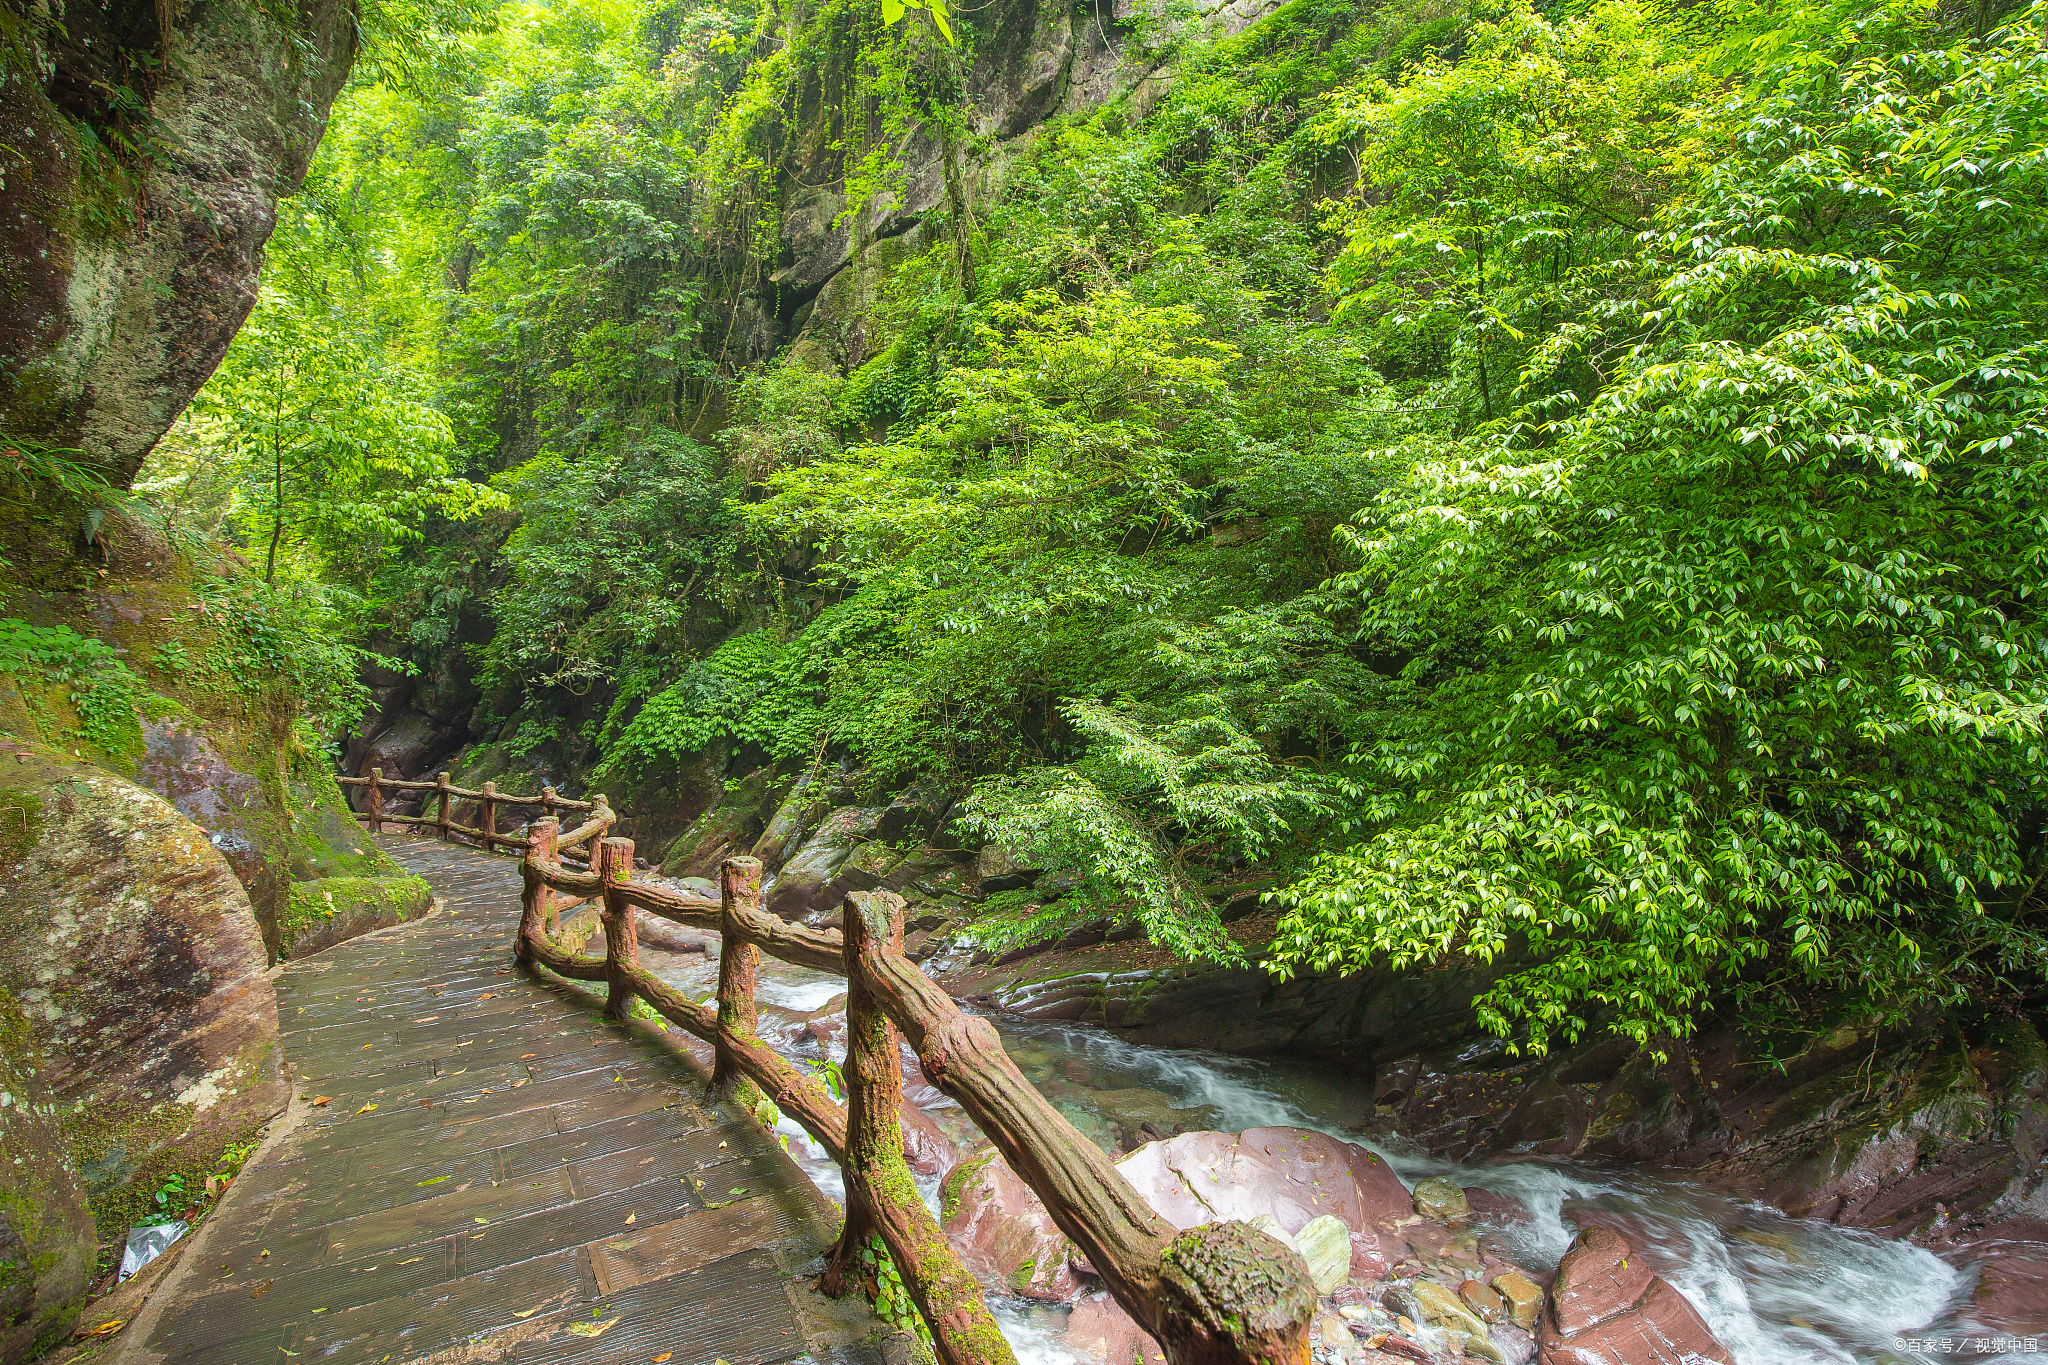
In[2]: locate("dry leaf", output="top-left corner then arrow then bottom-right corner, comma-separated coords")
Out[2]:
83,1319 -> 125,1338
249,1280 -> 273,1299
512,1308 -> 541,1319
474,1217 -> 489,1225
311,1096 -> 333,1107
397,1257 -> 423,1266
355,1103 -> 379,1114
412,1016 -> 440,1023
478,992 -> 498,1000
520,1054 -> 537,1059
623,1213 -> 636,1225
566,1320 -> 618,1339
361,1043 -> 374,1050
653,1356 -> 672,1362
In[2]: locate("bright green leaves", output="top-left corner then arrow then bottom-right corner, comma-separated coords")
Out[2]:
1273,2 -> 2048,1052
174,278 -> 503,589
878,0 -> 954,44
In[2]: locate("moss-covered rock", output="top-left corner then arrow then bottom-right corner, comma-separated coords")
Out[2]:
0,987 -> 95,1360
0,742 -> 286,1272
279,873 -> 431,960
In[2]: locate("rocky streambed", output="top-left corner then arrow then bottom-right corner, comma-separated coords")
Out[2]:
611,906 -> 2045,1365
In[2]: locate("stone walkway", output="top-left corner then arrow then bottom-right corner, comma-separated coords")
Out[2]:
132,834 -> 873,1365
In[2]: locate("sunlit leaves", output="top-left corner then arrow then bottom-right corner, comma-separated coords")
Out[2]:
1275,2 -> 2048,1051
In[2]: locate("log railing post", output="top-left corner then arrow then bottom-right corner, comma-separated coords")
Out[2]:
480,780 -> 497,850
836,891 -> 1015,1364
365,766 -> 384,833
517,817 -> 559,967
712,857 -> 763,1098
542,785 -> 558,825
435,771 -> 452,841
596,836 -> 637,1020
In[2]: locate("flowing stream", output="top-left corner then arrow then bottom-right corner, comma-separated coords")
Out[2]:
645,947 -> 2017,1365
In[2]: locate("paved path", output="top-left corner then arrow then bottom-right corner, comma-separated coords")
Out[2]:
136,834 -> 873,1365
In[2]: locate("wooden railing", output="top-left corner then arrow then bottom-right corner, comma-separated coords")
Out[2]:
338,766 -> 609,858
515,821 -> 1316,1365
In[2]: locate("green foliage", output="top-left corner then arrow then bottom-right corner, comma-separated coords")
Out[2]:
1273,1 -> 2048,1053
216,0 -> 2048,1048
0,618 -> 148,752
858,1234 -> 932,1345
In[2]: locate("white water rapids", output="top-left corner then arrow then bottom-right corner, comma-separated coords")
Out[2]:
652,949 -> 2025,1365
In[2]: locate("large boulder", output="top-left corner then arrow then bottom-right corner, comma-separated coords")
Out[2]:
0,988 -> 96,1358
0,0 -> 357,486
939,1127 -> 1412,1305
1537,1226 -> 1730,1365
940,1150 -> 1083,1301
0,747 -> 288,1263
1116,1128 -> 1410,1280
662,766 -> 791,878
765,806 -> 888,920
279,874 -> 432,960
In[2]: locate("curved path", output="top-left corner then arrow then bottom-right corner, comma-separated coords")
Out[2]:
131,834 -> 877,1365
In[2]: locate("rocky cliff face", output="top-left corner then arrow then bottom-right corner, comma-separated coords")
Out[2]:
0,0 -> 355,485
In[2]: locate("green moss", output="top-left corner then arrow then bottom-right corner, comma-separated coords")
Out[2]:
278,874 -> 430,959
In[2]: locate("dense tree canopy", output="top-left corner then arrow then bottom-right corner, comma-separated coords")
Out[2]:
167,0 -> 2048,1052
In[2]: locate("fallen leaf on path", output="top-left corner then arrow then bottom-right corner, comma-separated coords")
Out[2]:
566,1320 -> 618,1339
412,1016 -> 440,1023
417,1175 -> 451,1186
520,1054 -> 537,1059
512,1308 -> 541,1319
355,1103 -> 378,1114
83,1319 -> 124,1338
310,1096 -> 332,1106
249,1280 -> 273,1299
653,1355 -> 672,1362
623,1213 -> 635,1225
397,1257 -> 422,1266
474,1217 -> 489,1225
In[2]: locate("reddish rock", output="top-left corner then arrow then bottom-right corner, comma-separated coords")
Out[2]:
1538,1226 -> 1731,1365
1963,1241 -> 2048,1338
1116,1126 -> 1410,1278
897,1099 -> 957,1177
939,1151 -> 1082,1301
944,1126 -> 1411,1307
1067,1292 -> 1166,1364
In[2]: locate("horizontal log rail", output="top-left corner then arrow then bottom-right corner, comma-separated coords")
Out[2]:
338,766 -> 612,855
512,822 -> 1314,1365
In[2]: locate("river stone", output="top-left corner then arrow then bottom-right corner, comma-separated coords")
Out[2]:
1491,1321 -> 1538,1365
1492,1270 -> 1543,1330
0,987 -> 95,1358
1966,1242 -> 2048,1337
1117,1125 -> 1410,1280
1537,1226 -> 1731,1365
1415,1279 -> 1492,1341
938,1151 -> 1082,1301
0,751 -> 288,1252
1414,1175 -> 1470,1222
766,806 -> 887,920
1462,1278 -> 1505,1322
1297,1214 -> 1353,1294
1066,1291 -> 1166,1364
